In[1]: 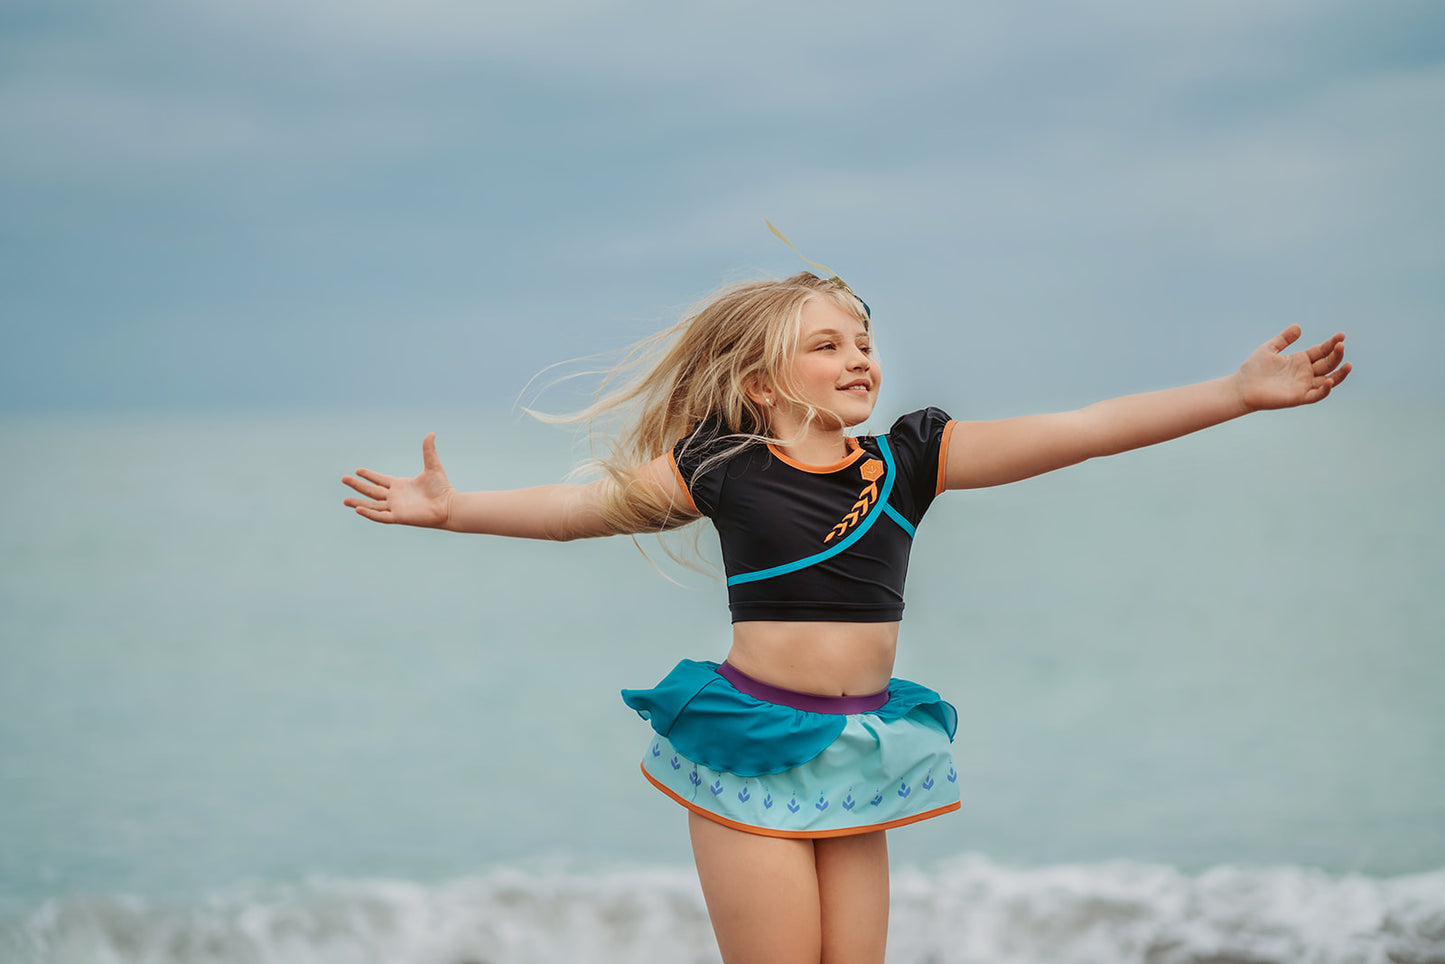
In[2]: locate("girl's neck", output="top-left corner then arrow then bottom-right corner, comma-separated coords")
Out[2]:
769,420 -> 855,467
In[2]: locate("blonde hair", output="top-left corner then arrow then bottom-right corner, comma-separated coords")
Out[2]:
532,271 -> 872,537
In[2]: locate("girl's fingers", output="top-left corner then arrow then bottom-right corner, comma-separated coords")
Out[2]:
355,467 -> 393,487
1265,325 -> 1302,354
1304,332 -> 1344,364
341,475 -> 380,497
1312,342 -> 1345,375
422,433 -> 441,471
353,505 -> 391,524
343,476 -> 388,500
1302,361 -> 1351,404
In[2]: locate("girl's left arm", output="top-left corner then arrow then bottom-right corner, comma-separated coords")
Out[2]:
944,326 -> 1351,490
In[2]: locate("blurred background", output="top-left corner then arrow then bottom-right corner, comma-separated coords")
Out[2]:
2,2 -> 1442,961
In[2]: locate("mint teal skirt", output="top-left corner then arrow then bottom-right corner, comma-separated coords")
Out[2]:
621,660 -> 960,838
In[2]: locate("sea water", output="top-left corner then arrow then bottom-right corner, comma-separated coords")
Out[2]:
1,404 -> 1442,962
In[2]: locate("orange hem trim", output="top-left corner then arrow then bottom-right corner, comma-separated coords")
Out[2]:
767,437 -> 864,475
667,450 -> 700,515
935,420 -> 958,495
639,763 -> 961,839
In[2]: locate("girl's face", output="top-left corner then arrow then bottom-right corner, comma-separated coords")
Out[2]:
780,296 -> 880,429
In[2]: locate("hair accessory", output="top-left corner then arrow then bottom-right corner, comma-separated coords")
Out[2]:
764,219 -> 871,321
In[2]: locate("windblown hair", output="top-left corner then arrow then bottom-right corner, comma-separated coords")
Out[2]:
532,272 -> 872,538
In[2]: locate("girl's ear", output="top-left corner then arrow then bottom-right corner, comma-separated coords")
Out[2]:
744,377 -> 777,409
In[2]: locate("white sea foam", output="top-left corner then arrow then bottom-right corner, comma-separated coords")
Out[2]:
4,856 -> 1443,964
887,857 -> 1445,964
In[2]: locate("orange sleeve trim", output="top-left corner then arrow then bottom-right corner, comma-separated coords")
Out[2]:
667,449 -> 700,515
935,420 -> 958,496
639,763 -> 960,839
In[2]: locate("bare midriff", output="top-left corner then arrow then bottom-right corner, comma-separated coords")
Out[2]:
725,621 -> 900,697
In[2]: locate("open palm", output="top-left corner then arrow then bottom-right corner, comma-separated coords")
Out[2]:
1236,326 -> 1351,411
342,433 -> 454,527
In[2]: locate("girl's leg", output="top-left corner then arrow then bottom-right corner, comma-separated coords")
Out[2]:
688,812 -> 822,963
815,831 -> 890,964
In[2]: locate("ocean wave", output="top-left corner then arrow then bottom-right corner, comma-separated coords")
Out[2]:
3,856 -> 1442,964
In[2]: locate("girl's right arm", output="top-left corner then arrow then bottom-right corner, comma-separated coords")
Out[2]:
341,433 -> 696,541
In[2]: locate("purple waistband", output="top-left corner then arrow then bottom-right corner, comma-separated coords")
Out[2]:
717,661 -> 888,715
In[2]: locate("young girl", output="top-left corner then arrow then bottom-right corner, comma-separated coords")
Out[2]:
341,270 -> 1349,964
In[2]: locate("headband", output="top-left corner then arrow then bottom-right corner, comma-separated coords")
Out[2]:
764,219 -> 871,320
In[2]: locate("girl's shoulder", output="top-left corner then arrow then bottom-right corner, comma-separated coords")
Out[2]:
860,408 -> 957,509
670,416 -> 762,501
866,407 -> 954,448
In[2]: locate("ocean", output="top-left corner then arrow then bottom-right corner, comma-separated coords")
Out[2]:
1,403 -> 1442,963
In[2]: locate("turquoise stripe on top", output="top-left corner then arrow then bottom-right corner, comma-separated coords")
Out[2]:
881,502 -> 915,537
727,436 -> 910,587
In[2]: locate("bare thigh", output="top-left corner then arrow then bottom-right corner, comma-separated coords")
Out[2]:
689,813 -> 822,964
815,831 -> 889,964
688,815 -> 892,964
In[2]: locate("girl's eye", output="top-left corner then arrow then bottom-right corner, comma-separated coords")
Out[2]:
816,342 -> 835,351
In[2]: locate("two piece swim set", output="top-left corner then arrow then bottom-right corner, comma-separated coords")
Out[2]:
621,408 -> 961,837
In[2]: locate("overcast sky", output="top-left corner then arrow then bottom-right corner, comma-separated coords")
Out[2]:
2,0 -> 1441,414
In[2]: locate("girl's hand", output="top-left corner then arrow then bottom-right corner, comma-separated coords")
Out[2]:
342,433 -> 455,527
1235,326 -> 1352,412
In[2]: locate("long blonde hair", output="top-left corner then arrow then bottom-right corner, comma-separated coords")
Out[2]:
532,271 -> 872,536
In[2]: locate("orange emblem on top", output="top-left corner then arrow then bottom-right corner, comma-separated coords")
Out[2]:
824,459 -> 887,542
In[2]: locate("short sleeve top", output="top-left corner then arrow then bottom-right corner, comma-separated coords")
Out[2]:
669,408 -> 957,622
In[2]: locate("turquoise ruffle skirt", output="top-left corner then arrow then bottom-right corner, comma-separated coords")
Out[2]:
621,659 -> 960,838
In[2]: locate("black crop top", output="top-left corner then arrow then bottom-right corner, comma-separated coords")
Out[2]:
669,408 -> 957,622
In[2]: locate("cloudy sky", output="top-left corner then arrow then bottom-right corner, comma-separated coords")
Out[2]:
2,0 -> 1440,414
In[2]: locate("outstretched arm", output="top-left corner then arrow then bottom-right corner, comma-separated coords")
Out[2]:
341,433 -> 696,540
944,326 -> 1351,490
